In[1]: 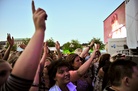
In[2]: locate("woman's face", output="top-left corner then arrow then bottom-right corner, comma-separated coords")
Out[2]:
54,66 -> 70,86
43,59 -> 51,77
73,56 -> 82,70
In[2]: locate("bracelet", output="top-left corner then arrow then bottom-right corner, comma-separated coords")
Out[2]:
32,83 -> 39,87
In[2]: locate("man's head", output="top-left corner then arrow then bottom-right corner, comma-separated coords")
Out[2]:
108,59 -> 138,91
0,60 -> 12,86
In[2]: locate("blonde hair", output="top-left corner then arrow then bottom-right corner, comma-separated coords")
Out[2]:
74,48 -> 82,55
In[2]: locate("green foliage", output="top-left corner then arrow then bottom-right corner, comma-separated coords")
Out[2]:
46,37 -> 55,47
62,39 -> 82,52
62,42 -> 70,50
89,37 -> 105,50
44,37 -> 104,54
22,38 -> 30,45
62,50 -> 71,54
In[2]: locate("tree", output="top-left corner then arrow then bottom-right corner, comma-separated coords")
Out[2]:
62,39 -> 82,52
89,37 -> 105,50
46,37 -> 55,47
22,38 -> 30,45
62,42 -> 71,53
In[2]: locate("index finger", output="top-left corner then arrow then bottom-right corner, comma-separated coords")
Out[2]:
32,0 -> 36,14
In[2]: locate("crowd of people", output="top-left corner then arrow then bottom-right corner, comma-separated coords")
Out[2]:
0,1 -> 138,91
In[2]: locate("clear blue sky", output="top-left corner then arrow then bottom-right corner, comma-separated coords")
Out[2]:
0,0 -> 124,45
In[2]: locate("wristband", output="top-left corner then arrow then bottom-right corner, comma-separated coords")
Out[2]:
32,83 -> 39,87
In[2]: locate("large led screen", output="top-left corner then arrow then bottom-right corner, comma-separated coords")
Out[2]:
104,2 -> 126,43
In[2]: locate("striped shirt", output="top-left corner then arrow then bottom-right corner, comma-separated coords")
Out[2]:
0,74 -> 33,91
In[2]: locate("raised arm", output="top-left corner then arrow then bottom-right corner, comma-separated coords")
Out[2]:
30,42 -> 48,91
55,41 -> 62,60
79,40 -> 94,58
2,34 -> 14,60
40,42 -> 49,67
12,0 -> 47,80
70,50 -> 97,82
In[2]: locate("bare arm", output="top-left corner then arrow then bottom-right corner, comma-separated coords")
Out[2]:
19,43 -> 26,50
79,40 -> 94,58
29,42 -> 48,91
11,0 -> 47,80
40,42 -> 49,68
55,41 -> 62,60
70,50 -> 97,82
2,34 -> 14,60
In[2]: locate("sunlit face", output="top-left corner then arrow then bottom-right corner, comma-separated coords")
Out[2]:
73,56 -> 82,70
129,66 -> 138,91
0,62 -> 12,86
55,66 -> 70,86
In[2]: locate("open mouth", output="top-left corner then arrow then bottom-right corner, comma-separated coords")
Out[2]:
64,75 -> 70,81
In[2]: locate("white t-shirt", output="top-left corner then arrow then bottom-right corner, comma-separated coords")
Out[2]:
49,82 -> 77,91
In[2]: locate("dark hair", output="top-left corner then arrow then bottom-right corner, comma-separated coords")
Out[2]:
96,53 -> 111,90
46,57 -> 53,63
97,53 -> 111,74
123,44 -> 128,49
0,59 -> 11,77
108,59 -> 137,86
48,59 -> 70,87
65,53 -> 78,70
